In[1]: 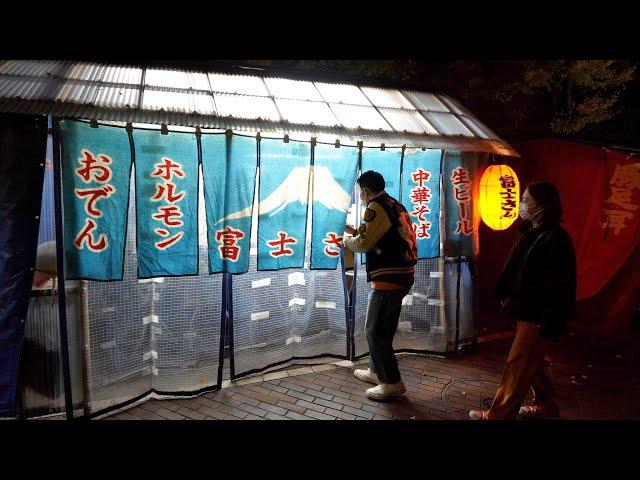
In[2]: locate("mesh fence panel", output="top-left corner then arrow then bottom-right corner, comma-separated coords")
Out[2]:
85,195 -> 152,412
153,255 -> 222,393
230,169 -> 349,379
353,256 -> 447,357
85,173 -> 222,413
231,247 -> 348,378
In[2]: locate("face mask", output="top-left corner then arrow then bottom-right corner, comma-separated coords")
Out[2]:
518,202 -> 530,220
519,202 -> 542,221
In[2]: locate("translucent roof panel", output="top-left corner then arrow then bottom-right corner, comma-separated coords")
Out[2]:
0,75 -> 53,100
275,99 -> 340,127
313,82 -> 371,105
214,93 -> 280,121
378,108 -> 439,135
0,61 -> 518,157
55,82 -> 99,104
95,86 -> 139,108
208,73 -> 270,96
438,95 -> 468,115
0,60 -> 65,77
145,69 -> 209,91
421,112 -> 474,137
65,64 -> 107,82
187,73 -> 213,91
145,69 -> 189,88
403,91 -> 450,112
263,77 -> 323,101
458,116 -> 498,140
360,87 -> 415,109
142,89 -> 216,114
329,104 -> 393,131
189,93 -> 217,114
102,66 -> 143,86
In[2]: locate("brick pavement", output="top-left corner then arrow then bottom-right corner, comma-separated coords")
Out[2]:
101,330 -> 640,421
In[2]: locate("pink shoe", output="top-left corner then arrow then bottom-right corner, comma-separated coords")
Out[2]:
469,410 -> 489,420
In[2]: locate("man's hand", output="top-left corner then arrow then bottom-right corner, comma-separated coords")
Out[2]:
344,224 -> 357,235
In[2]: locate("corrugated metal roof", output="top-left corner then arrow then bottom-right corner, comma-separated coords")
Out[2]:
378,108 -> 439,135
422,111 -> 474,137
0,60 -> 518,157
360,87 -> 415,109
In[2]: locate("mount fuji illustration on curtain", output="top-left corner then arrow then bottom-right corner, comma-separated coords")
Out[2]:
256,139 -> 312,270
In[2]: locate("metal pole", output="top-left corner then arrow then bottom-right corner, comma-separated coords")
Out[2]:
227,273 -> 235,379
51,118 -> 74,419
340,250 -> 351,360
79,280 -> 92,416
438,151 -> 446,341
454,259 -> 462,353
150,280 -> 157,384
216,274 -> 227,386
351,150 -> 362,361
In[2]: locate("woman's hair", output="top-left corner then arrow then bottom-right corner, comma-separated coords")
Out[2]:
526,181 -> 563,225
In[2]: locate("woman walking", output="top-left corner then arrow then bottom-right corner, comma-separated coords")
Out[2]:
470,181 -> 577,420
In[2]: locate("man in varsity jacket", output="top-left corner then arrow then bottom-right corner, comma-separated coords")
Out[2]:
343,170 -> 418,401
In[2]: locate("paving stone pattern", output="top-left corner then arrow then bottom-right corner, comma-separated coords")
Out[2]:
102,332 -> 640,421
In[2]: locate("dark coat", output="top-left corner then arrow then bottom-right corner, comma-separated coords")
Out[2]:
497,221 -> 577,340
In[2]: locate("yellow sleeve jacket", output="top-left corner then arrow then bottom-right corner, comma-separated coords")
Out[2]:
343,202 -> 391,254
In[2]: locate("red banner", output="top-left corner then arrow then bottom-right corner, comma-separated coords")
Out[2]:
584,148 -> 640,299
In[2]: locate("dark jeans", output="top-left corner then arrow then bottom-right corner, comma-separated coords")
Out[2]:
365,288 -> 407,384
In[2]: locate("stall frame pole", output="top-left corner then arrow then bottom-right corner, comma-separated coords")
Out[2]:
340,251 -> 351,359
52,117 -> 74,420
454,258 -> 462,353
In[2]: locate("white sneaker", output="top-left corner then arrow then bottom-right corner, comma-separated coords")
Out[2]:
366,381 -> 406,401
354,368 -> 380,385
469,410 -> 489,420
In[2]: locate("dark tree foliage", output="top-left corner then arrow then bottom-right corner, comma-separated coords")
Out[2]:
435,60 -> 637,142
